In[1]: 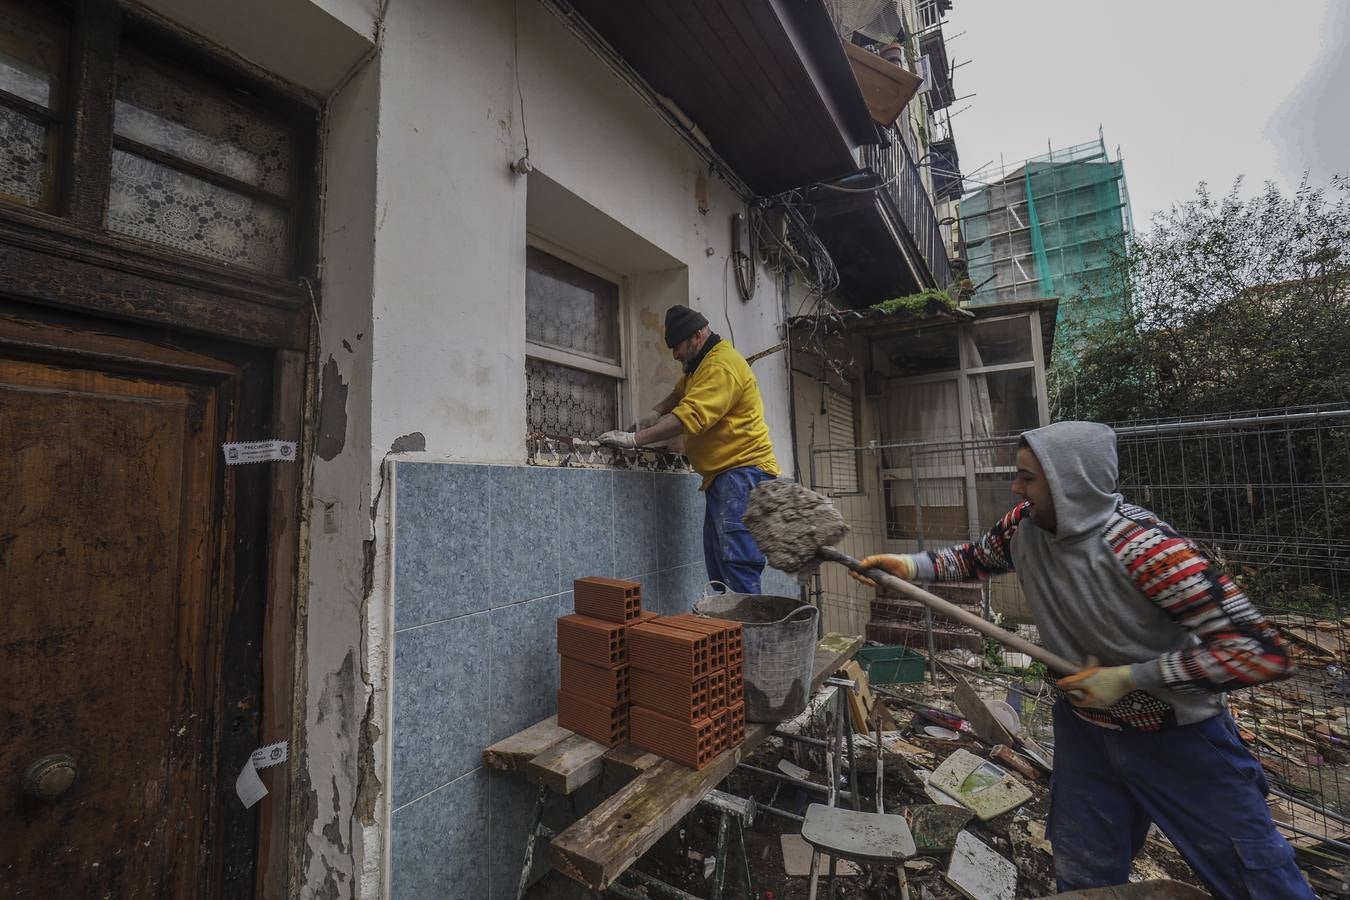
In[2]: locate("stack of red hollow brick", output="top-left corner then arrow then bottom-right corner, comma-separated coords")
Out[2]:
555,576 -> 745,770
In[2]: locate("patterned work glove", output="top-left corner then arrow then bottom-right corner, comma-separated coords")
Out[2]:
598,430 -> 637,450
848,553 -> 919,588
1057,664 -> 1136,709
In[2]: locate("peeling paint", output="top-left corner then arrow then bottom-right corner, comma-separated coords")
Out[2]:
317,356 -> 350,461
389,431 -> 426,453
354,691 -> 382,826
317,651 -> 357,734
323,774 -> 346,853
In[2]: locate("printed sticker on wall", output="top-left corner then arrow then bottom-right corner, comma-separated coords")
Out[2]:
236,740 -> 289,808
222,440 -> 297,465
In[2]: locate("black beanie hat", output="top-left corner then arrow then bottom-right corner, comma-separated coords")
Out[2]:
665,305 -> 709,348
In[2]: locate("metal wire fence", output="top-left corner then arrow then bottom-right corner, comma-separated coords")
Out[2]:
808,406 -> 1350,852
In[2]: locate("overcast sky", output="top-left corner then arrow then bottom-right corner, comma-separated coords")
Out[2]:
942,0 -> 1348,232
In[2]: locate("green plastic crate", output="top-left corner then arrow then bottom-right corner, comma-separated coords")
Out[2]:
856,645 -> 926,685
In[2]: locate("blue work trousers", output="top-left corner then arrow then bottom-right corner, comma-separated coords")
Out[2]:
702,467 -> 775,595
1048,700 -> 1312,899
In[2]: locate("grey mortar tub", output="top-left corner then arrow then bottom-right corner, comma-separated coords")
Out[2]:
693,589 -> 819,722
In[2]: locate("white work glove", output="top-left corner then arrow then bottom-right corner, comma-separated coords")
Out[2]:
848,553 -> 919,587
626,410 -> 663,433
1057,657 -> 1136,709
598,430 -> 637,450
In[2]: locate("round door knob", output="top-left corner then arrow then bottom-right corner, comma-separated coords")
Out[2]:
21,753 -> 77,800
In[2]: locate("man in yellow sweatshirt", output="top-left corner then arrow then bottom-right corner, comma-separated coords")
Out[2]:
599,305 -> 780,593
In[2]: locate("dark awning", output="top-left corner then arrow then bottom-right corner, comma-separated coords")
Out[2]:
561,0 -> 878,195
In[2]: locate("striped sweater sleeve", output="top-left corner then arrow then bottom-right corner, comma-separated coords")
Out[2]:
920,502 -> 1027,581
1106,504 -> 1292,694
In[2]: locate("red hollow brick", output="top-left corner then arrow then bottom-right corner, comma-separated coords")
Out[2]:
628,621 -> 710,679
557,614 -> 626,667
629,669 -> 710,722
557,691 -> 628,747
573,576 -> 643,623
665,614 -> 729,670
629,706 -> 717,769
560,657 -> 630,707
727,663 -> 744,706
727,700 -> 746,747
708,668 -> 727,715
725,623 -> 744,668
713,709 -> 729,753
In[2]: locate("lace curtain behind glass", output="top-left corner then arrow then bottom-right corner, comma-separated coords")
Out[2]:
107,52 -> 292,274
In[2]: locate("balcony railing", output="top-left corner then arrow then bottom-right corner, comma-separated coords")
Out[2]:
861,138 -> 953,289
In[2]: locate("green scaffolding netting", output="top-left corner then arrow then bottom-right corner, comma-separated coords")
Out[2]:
960,136 -> 1132,354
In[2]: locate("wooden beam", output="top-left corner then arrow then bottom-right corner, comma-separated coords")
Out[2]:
61,0 -> 120,226
550,634 -> 864,889
483,716 -> 571,774
526,734 -> 610,796
602,744 -> 664,779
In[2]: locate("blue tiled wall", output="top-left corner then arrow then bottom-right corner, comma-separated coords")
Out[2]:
388,461 -> 798,899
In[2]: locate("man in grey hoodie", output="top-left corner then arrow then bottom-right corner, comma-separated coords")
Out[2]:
854,421 -> 1309,898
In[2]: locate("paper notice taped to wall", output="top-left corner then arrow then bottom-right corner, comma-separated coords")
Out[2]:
236,740 -> 289,809
222,440 -> 297,465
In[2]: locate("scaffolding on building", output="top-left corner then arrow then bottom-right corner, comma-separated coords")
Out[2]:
959,133 -> 1133,346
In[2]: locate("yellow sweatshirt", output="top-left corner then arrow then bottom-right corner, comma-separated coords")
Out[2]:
671,339 -> 780,489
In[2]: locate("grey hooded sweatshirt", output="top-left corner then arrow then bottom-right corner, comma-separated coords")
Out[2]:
913,421 -> 1290,730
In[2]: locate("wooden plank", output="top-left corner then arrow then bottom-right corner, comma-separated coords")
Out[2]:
526,734 -> 610,795
482,716 -> 570,773
550,634 -> 864,889
603,744 -> 664,779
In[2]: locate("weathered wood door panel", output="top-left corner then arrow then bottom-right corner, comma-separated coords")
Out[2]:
0,313 -> 249,898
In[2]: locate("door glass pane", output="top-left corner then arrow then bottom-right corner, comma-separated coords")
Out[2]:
526,248 -> 620,364
0,0 -> 64,108
967,316 -> 1032,366
0,105 -> 47,206
968,367 -> 1039,437
108,150 -> 288,273
526,357 -> 618,438
114,53 -> 291,194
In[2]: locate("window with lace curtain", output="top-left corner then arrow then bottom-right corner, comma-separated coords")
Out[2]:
525,245 -> 624,439
108,51 -> 294,274
0,2 -> 313,280
0,0 -> 65,210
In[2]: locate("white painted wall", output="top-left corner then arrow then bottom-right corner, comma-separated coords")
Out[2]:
136,0 -> 374,94
365,0 -> 803,475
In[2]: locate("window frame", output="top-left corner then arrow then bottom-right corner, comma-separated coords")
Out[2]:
524,233 -> 629,437
0,0 -> 319,295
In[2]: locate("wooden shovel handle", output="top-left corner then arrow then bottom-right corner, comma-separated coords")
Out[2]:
818,547 -> 1080,676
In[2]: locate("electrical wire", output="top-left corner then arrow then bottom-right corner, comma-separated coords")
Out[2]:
514,0 -> 531,159
721,252 -> 736,348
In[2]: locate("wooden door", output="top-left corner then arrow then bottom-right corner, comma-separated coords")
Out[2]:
0,309 -> 262,898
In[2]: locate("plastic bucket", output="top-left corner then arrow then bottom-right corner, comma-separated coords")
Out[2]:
693,586 -> 819,722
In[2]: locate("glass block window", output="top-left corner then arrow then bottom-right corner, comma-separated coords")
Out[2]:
525,247 -> 623,438
0,0 -> 66,210
109,52 -> 293,275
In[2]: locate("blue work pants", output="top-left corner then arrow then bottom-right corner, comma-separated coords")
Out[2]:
1048,700 -> 1312,899
702,467 -> 775,595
